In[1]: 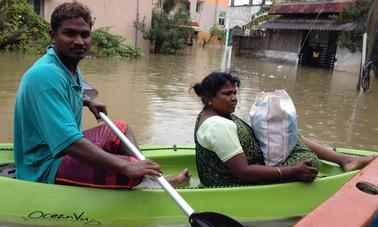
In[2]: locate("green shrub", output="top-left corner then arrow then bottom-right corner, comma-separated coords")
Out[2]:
0,0 -> 139,58
135,0 -> 192,54
0,0 -> 50,54
332,0 -> 371,52
91,27 -> 139,58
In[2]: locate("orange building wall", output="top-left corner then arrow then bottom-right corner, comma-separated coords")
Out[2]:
204,0 -> 229,5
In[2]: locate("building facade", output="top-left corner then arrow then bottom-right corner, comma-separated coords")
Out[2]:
234,0 -> 362,72
189,0 -> 229,45
27,0 -> 231,49
226,0 -> 272,30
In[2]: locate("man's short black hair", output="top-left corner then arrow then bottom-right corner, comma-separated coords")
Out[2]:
50,2 -> 94,31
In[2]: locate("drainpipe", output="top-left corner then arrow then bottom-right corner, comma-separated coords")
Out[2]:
360,33 -> 367,81
135,0 -> 140,49
214,0 -> 219,25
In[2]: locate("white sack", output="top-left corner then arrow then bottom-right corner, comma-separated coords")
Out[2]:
250,89 -> 298,166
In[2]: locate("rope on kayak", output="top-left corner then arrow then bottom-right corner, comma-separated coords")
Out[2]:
0,144 -> 195,151
141,145 -> 195,151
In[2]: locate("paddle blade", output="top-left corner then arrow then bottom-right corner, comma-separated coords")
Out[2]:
189,212 -> 244,227
83,80 -> 99,100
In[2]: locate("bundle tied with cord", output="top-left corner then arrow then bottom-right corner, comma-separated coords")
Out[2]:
250,89 -> 298,167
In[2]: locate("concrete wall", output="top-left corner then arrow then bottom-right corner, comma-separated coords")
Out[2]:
189,0 -> 200,22
43,0 -> 154,53
334,47 -> 361,73
237,49 -> 298,63
236,30 -> 301,54
226,5 -> 261,28
235,34 -> 299,63
258,50 -> 298,63
267,30 -> 302,52
235,34 -> 362,73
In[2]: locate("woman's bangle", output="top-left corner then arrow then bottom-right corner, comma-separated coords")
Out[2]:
276,167 -> 283,180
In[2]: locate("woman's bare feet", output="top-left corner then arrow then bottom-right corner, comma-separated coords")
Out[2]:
166,168 -> 191,188
341,155 -> 376,171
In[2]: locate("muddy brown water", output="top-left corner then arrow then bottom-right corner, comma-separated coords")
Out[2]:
1,47 -> 377,151
0,47 -> 377,226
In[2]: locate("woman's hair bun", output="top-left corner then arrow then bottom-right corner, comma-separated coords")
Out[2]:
192,83 -> 203,96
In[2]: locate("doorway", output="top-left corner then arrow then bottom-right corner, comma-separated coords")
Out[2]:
298,30 -> 338,69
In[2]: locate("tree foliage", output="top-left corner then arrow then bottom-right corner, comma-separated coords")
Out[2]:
0,0 -> 139,57
0,0 -> 50,54
332,0 -> 372,52
162,0 -> 176,14
203,25 -> 226,47
91,28 -> 139,58
333,0 -> 378,70
135,0 -> 192,54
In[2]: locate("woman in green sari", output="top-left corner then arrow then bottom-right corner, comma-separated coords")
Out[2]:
192,72 -> 374,187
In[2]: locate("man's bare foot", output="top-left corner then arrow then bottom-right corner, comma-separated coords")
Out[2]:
166,168 -> 191,188
341,155 -> 376,171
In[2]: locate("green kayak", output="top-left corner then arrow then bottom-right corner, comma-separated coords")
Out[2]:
0,143 -> 375,226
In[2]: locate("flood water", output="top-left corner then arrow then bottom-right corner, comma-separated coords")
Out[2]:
1,47 -> 378,227
1,47 -> 378,152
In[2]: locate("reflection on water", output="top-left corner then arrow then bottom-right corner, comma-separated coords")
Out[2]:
1,48 -> 378,226
2,47 -> 377,151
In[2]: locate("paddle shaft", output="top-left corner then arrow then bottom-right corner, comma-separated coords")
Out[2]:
99,112 -> 195,217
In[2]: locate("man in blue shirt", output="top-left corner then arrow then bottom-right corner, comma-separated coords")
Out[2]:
14,2 -> 189,188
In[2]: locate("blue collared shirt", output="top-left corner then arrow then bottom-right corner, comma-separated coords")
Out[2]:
13,47 -> 85,183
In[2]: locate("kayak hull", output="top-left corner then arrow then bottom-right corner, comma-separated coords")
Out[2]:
0,144 -> 375,226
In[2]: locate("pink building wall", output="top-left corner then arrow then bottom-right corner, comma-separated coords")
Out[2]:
43,0 -> 154,53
